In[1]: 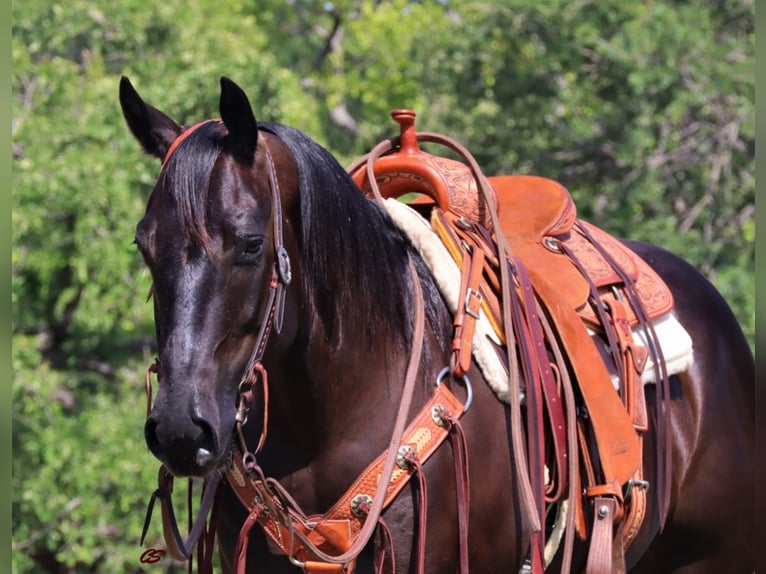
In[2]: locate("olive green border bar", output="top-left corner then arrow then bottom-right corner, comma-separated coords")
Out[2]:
755,3 -> 764,570
2,0 -> 13,572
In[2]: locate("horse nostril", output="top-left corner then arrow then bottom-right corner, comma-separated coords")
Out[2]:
191,417 -> 218,464
143,412 -> 220,476
144,417 -> 162,455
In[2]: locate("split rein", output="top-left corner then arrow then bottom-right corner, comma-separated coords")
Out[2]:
139,132 -> 473,573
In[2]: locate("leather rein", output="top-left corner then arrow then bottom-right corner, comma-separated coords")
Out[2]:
141,127 -> 471,573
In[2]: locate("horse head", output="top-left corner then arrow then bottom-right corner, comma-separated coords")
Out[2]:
120,77 -> 302,477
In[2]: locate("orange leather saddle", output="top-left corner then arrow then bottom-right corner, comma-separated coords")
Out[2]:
347,111 -> 668,569
348,112 -> 673,329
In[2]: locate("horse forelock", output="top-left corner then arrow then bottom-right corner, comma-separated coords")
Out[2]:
152,121 -> 225,249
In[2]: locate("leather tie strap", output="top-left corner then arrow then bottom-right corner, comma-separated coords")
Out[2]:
140,466 -> 221,564
451,235 -> 485,377
585,496 -> 618,574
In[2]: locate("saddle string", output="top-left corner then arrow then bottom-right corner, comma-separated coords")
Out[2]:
401,450 -> 428,574
358,132 -> 540,538
573,221 -> 671,527
439,409 -> 471,574
538,304 -> 580,574
374,517 -> 396,574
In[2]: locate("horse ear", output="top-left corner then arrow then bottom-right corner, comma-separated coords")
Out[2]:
119,76 -> 182,160
219,77 -> 259,164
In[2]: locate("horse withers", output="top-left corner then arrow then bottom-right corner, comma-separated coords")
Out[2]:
120,76 -> 754,573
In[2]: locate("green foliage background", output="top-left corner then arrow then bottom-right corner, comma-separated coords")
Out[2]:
12,1 -> 753,572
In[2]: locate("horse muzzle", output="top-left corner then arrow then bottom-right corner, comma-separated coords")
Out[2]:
144,408 -> 224,477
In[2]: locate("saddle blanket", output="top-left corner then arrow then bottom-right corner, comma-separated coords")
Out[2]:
382,198 -> 693,401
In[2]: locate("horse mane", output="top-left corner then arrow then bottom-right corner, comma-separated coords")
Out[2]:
153,120 -> 224,250
260,121 -> 439,348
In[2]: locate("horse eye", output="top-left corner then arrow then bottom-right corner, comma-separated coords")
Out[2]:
242,239 -> 263,253
133,237 -> 148,257
235,236 -> 264,265
242,238 -> 263,255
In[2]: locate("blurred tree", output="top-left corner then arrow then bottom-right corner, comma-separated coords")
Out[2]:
249,0 -> 754,341
12,0 -> 753,571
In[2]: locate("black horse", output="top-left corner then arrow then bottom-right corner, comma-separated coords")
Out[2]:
120,76 -> 754,573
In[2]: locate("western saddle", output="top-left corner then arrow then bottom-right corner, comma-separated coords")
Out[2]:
348,110 -> 673,574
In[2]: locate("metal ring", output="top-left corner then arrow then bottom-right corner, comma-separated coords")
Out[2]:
544,236 -> 561,252
435,366 -> 450,386
242,451 -> 257,470
461,374 -> 473,412
235,408 -> 249,425
276,245 -> 292,285
435,367 -> 473,412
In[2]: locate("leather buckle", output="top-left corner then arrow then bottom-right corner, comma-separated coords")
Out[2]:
464,288 -> 482,319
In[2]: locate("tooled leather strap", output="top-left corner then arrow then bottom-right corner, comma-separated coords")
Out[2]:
620,437 -> 648,550
227,382 -> 466,568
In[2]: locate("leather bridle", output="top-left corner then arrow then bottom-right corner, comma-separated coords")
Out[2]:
232,133 -> 292,460
141,128 -> 293,568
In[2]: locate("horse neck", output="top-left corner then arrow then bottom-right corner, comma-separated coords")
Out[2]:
260,263 -> 448,462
